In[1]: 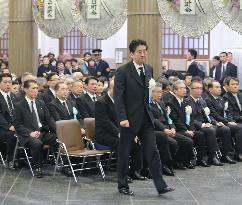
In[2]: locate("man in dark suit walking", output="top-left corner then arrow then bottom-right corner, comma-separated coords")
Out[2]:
0,73 -> 17,169
114,39 -> 174,196
14,80 -> 58,177
187,49 -> 205,79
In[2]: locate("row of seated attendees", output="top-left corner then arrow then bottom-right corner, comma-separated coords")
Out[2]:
1,67 -> 242,180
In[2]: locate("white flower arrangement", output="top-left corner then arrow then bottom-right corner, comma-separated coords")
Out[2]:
203,107 -> 210,116
73,107 -> 78,119
166,106 -> 171,115
148,78 -> 156,89
185,105 -> 192,115
224,101 -> 228,111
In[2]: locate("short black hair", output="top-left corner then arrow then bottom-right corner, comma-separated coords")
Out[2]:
207,80 -> 218,90
12,80 -> 19,85
227,77 -> 239,86
213,56 -> 220,61
184,73 -> 192,79
188,49 -> 197,59
220,51 -> 228,56
45,72 -> 58,81
71,58 -> 78,63
129,39 -> 148,53
228,52 -> 232,55
54,81 -> 65,91
190,80 -> 203,87
84,76 -> 98,85
0,73 -> 12,82
84,52 -> 91,57
64,59 -> 72,65
23,80 -> 37,89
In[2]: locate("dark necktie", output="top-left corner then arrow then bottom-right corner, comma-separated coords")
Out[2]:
92,96 -> 97,102
221,65 -> 225,79
31,101 -> 40,131
7,94 -> 14,116
138,67 -> 145,85
62,102 -> 70,116
156,102 -> 164,115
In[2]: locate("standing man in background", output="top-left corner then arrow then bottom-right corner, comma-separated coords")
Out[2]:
114,39 -> 174,196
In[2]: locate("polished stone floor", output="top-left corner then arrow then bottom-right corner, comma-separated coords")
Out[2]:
1,163 -> 242,205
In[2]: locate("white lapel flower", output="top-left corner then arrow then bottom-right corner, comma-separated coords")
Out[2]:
148,78 -> 156,89
166,106 -> 171,115
224,101 -> 228,111
73,107 -> 78,119
203,107 -> 210,116
185,105 -> 192,115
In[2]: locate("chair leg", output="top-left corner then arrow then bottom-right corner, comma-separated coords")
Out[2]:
0,152 -> 6,168
23,148 -> 34,177
107,152 -> 113,170
97,156 -> 106,180
12,140 -> 19,165
66,153 -> 77,183
79,156 -> 86,176
53,147 -> 61,178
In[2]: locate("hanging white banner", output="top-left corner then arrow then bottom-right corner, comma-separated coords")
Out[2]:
44,0 -> 56,20
180,0 -> 196,15
87,0 -> 101,19
240,0 -> 242,10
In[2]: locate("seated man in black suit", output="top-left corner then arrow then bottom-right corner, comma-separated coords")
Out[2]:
39,72 -> 60,107
14,80 -> 58,177
184,73 -> 192,97
37,56 -> 56,77
223,77 -> 242,123
95,80 -> 144,180
185,80 -> 223,166
68,81 -> 83,104
150,83 -> 193,173
162,76 -> 179,105
76,76 -> 98,119
0,73 -> 17,169
206,80 -> 242,162
167,80 -> 207,168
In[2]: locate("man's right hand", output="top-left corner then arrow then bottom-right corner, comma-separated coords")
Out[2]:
9,125 -> 15,132
164,129 -> 173,137
217,122 -> 224,127
30,131 -> 40,138
120,120 -> 130,128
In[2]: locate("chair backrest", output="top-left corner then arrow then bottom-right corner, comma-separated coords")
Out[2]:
56,119 -> 84,151
84,118 -> 95,141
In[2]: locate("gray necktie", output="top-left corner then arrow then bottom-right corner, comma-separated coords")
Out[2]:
235,95 -> 242,111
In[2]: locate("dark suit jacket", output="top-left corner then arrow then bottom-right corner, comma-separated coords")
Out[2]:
95,94 -> 119,142
37,64 -> 56,77
13,99 -> 56,145
187,61 -> 205,79
48,98 -> 80,121
185,96 -> 216,130
150,100 -> 175,131
162,91 -> 176,105
95,59 -> 110,78
67,92 -> 79,104
166,96 -> 195,132
39,88 -> 55,106
114,61 -> 154,133
76,93 -> 95,119
223,92 -> 242,123
0,92 -> 17,130
205,93 -> 234,123
215,62 -> 237,82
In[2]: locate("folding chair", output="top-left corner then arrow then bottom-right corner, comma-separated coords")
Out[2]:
83,118 -> 116,169
0,142 -> 6,168
53,119 -> 107,183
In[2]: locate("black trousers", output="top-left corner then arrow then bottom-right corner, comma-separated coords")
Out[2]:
226,123 -> 242,155
0,129 -> 17,161
23,132 -> 57,168
216,126 -> 232,155
199,127 -> 219,156
155,131 -> 176,164
118,112 -> 167,191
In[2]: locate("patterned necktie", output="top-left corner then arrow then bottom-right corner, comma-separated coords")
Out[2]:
92,96 -> 97,102
31,101 -> 40,131
62,102 -> 70,116
138,67 -> 145,85
7,94 -> 14,116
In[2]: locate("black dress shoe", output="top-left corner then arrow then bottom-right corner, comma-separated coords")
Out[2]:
234,154 -> 242,162
130,171 -> 146,180
119,188 -> 134,196
162,165 -> 175,176
208,157 -> 223,166
196,160 -> 210,167
174,162 -> 186,170
185,161 -> 195,169
35,167 -> 43,178
140,169 -> 152,179
5,161 -> 15,170
158,187 -> 175,195
221,155 -> 236,164
127,176 -> 133,183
